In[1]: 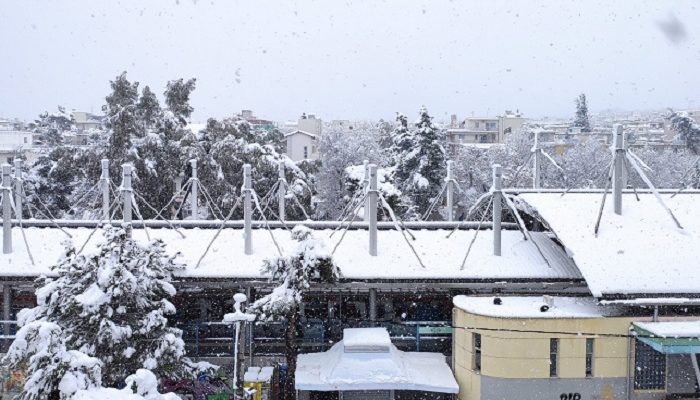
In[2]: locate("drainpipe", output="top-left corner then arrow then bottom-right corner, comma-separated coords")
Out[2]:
121,164 -> 133,238
2,164 -> 12,254
446,160 -> 455,222
492,164 -> 502,256
243,164 -> 252,255
368,164 -> 378,256
613,124 -> 624,215
100,159 -> 110,221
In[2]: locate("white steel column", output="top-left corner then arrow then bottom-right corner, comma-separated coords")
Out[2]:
190,159 -> 199,219
613,124 -> 624,215
2,164 -> 12,254
13,160 -> 22,220
368,164 -> 378,256
101,159 -> 110,221
446,160 -> 455,221
278,162 -> 286,222
122,164 -> 133,237
533,130 -> 541,189
492,164 -> 502,256
363,160 -> 370,222
243,164 -> 252,255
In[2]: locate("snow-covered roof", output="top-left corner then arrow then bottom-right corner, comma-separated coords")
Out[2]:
634,321 -> 700,338
295,328 -> 458,393
284,129 -> 317,138
518,193 -> 700,298
453,295 -> 620,319
0,226 -> 580,281
343,328 -> 391,353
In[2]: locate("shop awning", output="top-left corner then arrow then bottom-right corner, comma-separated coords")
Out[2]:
633,321 -> 700,354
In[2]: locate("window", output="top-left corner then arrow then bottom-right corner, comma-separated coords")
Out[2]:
634,340 -> 666,390
473,333 -> 481,372
303,146 -> 308,158
550,338 -> 559,377
486,121 -> 497,131
585,338 -> 594,377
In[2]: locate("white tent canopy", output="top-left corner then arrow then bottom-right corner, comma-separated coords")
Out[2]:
295,328 -> 458,393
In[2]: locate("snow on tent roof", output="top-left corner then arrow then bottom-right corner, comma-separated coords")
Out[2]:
518,193 -> 700,298
0,227 -> 580,281
295,328 -> 458,393
453,295 -> 621,319
343,328 -> 391,353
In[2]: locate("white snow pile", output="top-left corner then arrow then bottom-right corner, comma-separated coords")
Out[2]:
519,192 -> 700,297
73,369 -> 179,400
296,328 -> 458,393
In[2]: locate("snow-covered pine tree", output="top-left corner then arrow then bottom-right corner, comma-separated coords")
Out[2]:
164,78 -> 196,126
34,106 -> 74,146
668,109 -> 700,154
574,93 -> 591,132
249,226 -> 340,400
104,72 -> 141,168
393,106 -> 447,219
137,85 -> 162,132
4,226 -> 195,393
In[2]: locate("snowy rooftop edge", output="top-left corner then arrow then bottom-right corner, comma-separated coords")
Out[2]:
453,295 -> 621,319
518,193 -> 700,298
0,226 -> 580,281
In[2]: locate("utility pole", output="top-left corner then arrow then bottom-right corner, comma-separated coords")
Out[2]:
492,164 -> 502,256
243,164 -> 252,255
122,164 -> 133,238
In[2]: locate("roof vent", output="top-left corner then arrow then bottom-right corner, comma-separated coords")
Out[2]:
540,305 -> 550,312
493,297 -> 502,305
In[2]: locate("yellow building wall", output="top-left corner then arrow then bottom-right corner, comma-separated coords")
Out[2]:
452,307 -> 642,399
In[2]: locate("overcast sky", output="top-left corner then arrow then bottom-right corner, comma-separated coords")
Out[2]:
1,1 -> 699,123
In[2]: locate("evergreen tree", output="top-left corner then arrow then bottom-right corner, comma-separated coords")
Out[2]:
4,227 -> 195,395
103,72 -> 140,166
249,226 -> 340,400
393,107 -> 447,219
137,85 -> 162,131
164,78 -> 196,125
668,109 -> 700,154
34,106 -> 74,146
574,93 -> 591,132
